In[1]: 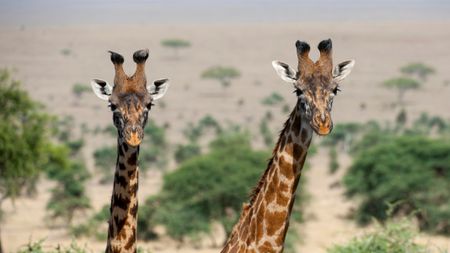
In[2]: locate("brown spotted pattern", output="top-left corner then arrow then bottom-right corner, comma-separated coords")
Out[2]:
106,142 -> 140,253
102,50 -> 153,253
221,102 -> 313,253
221,39 -> 349,252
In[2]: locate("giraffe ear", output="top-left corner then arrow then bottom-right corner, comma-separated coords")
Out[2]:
272,61 -> 297,83
148,78 -> 169,100
91,79 -> 112,101
333,60 -> 355,82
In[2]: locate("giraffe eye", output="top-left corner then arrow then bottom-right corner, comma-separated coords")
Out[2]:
109,103 -> 117,111
332,86 -> 341,95
295,89 -> 303,96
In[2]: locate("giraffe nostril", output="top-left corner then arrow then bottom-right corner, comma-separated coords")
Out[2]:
320,113 -> 326,122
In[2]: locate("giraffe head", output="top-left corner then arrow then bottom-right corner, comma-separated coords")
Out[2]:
272,39 -> 354,136
91,49 -> 169,146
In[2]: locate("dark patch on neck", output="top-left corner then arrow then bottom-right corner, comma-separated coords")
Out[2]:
114,213 -> 127,231
114,173 -> 128,188
113,194 -> 130,211
118,145 -> 124,156
127,152 -> 137,166
122,143 -> 129,152
118,163 -> 126,171
130,202 -> 138,218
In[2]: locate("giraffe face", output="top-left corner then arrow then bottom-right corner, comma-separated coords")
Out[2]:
109,92 -> 151,146
295,74 -> 337,135
272,39 -> 355,136
91,50 -> 169,147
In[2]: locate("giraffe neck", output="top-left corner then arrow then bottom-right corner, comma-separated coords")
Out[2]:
106,139 -> 139,253
222,102 -> 313,253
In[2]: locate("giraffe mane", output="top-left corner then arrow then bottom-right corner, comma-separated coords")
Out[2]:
249,105 -> 298,205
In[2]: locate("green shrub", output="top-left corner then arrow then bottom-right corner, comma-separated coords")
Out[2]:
60,48 -> 72,56
102,125 -> 117,136
259,117 -> 273,148
328,147 -> 339,174
201,66 -> 240,88
344,135 -> 450,234
261,92 -> 284,106
406,113 -> 450,136
382,77 -> 420,106
139,131 -> 270,240
174,143 -> 201,163
0,69 -> 55,202
140,121 -> 169,170
400,62 -> 435,81
93,146 -> 116,183
161,38 -> 191,58
16,239 -> 88,253
71,204 -> 109,240
46,161 -> 91,224
321,122 -> 365,151
72,83 -> 90,98
182,115 -> 222,142
327,219 -> 434,253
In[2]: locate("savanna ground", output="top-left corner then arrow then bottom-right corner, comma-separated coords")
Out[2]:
1,21 -> 450,252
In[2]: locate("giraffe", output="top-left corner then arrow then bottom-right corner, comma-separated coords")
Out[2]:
90,49 -> 169,253
221,39 -> 355,253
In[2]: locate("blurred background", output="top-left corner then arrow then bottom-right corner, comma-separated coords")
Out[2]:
0,0 -> 449,252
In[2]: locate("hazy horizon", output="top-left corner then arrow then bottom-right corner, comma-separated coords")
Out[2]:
1,0 -> 450,26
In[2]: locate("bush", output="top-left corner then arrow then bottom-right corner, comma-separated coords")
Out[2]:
182,115 -> 222,143
139,131 -> 270,240
174,143 -> 201,164
140,121 -> 169,170
328,147 -> 339,174
72,83 -> 90,98
400,62 -> 435,81
201,66 -> 240,88
344,135 -> 450,234
327,219 -> 434,253
261,92 -> 284,106
71,204 -> 109,240
259,117 -> 273,148
46,158 -> 91,224
161,38 -> 191,59
382,77 -> 420,106
93,146 -> 116,183
16,239 -> 88,253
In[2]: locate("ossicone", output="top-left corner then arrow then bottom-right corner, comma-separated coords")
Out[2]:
108,50 -> 124,64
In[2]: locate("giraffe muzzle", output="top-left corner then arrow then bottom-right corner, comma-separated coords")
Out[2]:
312,113 -> 333,136
124,126 -> 144,147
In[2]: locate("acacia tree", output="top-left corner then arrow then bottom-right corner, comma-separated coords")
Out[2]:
0,69 -> 63,253
71,83 -> 90,99
201,66 -> 240,88
400,62 -> 435,81
344,135 -> 450,234
382,77 -> 420,106
161,38 -> 191,59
